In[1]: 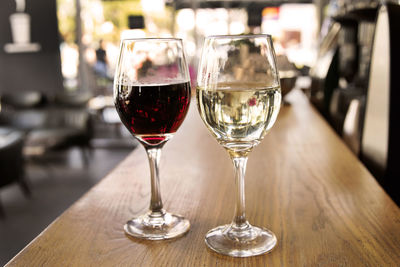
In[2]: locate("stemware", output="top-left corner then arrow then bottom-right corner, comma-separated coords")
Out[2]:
114,38 -> 191,240
196,34 -> 281,257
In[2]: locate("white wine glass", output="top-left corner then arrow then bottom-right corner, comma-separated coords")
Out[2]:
114,38 -> 191,240
196,34 -> 281,257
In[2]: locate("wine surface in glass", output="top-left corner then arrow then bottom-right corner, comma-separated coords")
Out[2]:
197,82 -> 281,155
115,81 -> 191,145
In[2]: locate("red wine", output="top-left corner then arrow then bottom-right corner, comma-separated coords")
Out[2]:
115,82 -> 191,145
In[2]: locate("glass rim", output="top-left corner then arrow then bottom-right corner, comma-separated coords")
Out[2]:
205,34 -> 272,39
121,37 -> 182,42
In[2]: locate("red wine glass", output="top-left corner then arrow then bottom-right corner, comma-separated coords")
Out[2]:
114,38 -> 191,240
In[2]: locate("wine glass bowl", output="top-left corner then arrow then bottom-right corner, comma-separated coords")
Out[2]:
196,34 -> 281,257
114,38 -> 191,240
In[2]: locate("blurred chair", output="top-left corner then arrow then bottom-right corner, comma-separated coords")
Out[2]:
329,86 -> 364,135
23,108 -> 93,163
0,128 -> 30,218
54,90 -> 92,108
0,91 -> 93,164
0,91 -> 46,109
342,97 -> 365,155
309,23 -> 340,117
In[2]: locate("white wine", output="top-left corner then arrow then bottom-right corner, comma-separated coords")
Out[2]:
197,82 -> 281,156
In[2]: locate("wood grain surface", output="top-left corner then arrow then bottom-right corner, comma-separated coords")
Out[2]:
6,90 -> 400,266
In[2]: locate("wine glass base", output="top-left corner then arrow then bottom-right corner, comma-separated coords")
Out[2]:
205,224 -> 277,257
124,211 -> 190,240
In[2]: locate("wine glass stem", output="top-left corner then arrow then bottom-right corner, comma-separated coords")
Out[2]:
231,156 -> 249,228
145,147 -> 164,215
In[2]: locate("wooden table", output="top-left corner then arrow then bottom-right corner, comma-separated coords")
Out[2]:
6,90 -> 400,266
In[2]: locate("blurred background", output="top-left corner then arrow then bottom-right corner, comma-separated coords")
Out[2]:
1,0 -> 400,265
